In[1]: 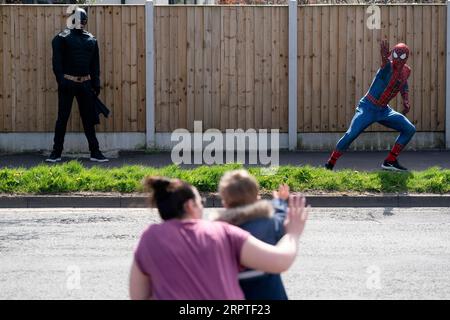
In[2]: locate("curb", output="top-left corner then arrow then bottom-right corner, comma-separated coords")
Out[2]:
1,194 -> 450,208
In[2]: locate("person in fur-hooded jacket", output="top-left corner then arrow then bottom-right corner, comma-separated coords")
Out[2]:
211,169 -> 290,300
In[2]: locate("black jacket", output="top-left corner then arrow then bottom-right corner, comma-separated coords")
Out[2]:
212,199 -> 289,300
52,28 -> 100,89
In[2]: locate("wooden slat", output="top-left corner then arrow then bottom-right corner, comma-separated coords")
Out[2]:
405,5 -> 415,131
413,5 -> 423,131
28,7 -> 38,132
121,6 -> 131,132
130,6 -> 138,132
262,7 -> 271,129
155,7 -> 162,132
311,6 -> 321,132
36,6 -> 45,132
437,5 -> 446,131
253,7 -> 263,130
337,5 -> 346,132
421,5 -> 431,131
16,6 -> 27,132
297,6 -> 304,132
137,5 -> 146,132
178,6 -> 187,129
169,6 -> 178,131
187,6 -> 195,131
229,7 -> 238,129
303,6 -> 313,132
345,6 -> 356,131
43,6 -> 54,132
0,7 -> 4,132
279,6 -> 288,133
237,7 -> 246,130
161,7 -> 170,132
329,6 -> 338,132
320,6 -> 330,131
2,6 -> 11,132
430,5 -> 438,131
194,6 -> 204,128
113,6 -> 123,131
203,7 -> 212,130
211,7 -> 221,130
354,6 -> 364,113
244,6 -> 254,130
271,7 -> 279,131
104,6 -> 114,132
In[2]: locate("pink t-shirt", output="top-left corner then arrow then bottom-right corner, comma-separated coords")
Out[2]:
134,218 -> 250,300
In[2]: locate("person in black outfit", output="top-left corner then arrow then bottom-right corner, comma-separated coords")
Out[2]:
46,7 -> 108,163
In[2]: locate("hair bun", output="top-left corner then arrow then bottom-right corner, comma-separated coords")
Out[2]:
145,176 -> 171,196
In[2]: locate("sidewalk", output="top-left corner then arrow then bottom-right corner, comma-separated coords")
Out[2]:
1,150 -> 449,171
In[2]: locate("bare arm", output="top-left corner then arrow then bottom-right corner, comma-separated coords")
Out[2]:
240,194 -> 309,274
129,259 -> 152,300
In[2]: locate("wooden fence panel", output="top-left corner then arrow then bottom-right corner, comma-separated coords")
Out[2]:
0,5 -> 145,133
153,5 -> 289,132
297,4 -> 446,133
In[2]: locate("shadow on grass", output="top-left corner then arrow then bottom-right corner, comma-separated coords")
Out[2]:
376,170 -> 414,193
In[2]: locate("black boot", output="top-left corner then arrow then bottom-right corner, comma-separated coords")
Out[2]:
324,162 -> 334,170
381,160 -> 408,172
90,150 -> 109,163
45,150 -> 62,163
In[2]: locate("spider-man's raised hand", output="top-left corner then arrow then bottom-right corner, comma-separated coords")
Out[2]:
380,39 -> 391,68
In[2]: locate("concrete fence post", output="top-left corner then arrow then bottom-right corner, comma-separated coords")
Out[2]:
446,0 -> 450,149
145,0 -> 155,149
288,0 -> 298,151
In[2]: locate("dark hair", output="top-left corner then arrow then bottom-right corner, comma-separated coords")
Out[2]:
144,176 -> 196,220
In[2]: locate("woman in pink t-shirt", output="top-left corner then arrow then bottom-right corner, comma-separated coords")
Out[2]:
129,176 -> 309,300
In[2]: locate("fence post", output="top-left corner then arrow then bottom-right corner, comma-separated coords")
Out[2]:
146,0 -> 155,149
288,0 -> 298,151
446,0 -> 450,149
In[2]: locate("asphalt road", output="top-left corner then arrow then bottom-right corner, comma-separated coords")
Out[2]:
0,207 -> 449,300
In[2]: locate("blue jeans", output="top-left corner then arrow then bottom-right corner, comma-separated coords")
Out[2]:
336,99 -> 416,152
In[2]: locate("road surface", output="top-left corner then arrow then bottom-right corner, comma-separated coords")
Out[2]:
0,207 -> 449,299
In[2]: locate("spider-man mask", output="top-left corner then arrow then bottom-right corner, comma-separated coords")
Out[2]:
392,43 -> 409,69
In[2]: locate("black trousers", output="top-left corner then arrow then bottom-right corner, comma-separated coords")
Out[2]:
52,81 -> 100,153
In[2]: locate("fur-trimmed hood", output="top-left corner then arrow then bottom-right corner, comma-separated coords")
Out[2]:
210,200 -> 274,226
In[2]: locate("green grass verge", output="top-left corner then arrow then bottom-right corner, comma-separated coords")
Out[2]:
0,161 -> 449,194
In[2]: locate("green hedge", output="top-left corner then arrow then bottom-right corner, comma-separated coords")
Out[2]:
0,161 -> 449,194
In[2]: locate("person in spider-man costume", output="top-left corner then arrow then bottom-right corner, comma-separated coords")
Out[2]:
325,40 -> 416,172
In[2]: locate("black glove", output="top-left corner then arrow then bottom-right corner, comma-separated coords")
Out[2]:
93,86 -> 100,96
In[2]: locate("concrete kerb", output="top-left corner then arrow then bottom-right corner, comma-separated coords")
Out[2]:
1,194 -> 450,208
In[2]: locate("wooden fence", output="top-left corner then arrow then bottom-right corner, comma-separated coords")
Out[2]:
297,4 -> 447,133
0,4 -> 446,134
0,4 -> 146,133
155,5 -> 289,133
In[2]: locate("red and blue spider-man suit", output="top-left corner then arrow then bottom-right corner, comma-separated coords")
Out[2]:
326,41 -> 416,171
